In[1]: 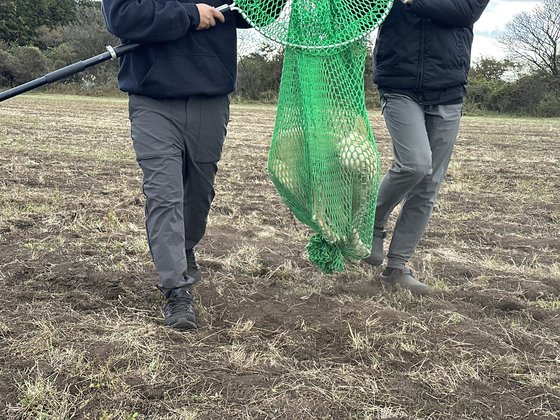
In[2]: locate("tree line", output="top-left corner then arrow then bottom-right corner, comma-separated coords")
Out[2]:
1,0 -> 559,117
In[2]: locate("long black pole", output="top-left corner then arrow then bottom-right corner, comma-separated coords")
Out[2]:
0,43 -> 141,103
0,3 -> 234,103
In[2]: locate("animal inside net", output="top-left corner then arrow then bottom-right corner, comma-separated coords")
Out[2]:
235,0 -> 393,272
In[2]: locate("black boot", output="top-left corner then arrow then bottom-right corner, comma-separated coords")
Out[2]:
186,248 -> 202,283
161,286 -> 197,330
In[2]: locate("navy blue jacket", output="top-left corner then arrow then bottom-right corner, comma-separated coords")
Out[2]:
374,0 -> 490,105
102,0 -> 250,98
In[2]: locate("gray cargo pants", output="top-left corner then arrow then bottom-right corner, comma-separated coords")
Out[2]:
129,94 -> 229,291
375,93 -> 462,269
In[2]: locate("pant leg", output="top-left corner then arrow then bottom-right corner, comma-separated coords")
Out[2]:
182,95 -> 230,249
129,94 -> 191,291
374,93 -> 433,228
386,102 -> 463,268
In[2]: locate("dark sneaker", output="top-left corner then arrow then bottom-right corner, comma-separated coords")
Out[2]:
363,227 -> 387,266
381,267 -> 430,296
186,248 -> 202,283
162,286 -> 197,330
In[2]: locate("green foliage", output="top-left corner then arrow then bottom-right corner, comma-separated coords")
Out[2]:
236,42 -> 380,106
535,91 -> 560,117
0,46 -> 50,86
58,4 -> 117,60
237,44 -> 283,102
470,57 -> 514,82
0,1 -> 119,93
0,50 -> 13,86
0,0 -> 77,45
466,58 -> 560,117
0,1 -> 20,44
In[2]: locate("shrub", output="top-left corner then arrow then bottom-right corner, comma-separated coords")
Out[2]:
0,46 -> 50,86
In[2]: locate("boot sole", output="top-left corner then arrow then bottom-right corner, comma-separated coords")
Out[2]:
167,319 -> 198,331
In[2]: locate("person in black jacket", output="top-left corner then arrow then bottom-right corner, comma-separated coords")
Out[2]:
364,0 -> 490,295
102,0 -> 250,330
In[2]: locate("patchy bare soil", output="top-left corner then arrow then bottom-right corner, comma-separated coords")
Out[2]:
0,95 -> 559,419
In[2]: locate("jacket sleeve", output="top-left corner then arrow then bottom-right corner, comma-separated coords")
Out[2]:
407,0 -> 490,27
102,0 -> 200,42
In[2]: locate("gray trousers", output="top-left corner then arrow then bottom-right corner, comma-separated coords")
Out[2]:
375,93 -> 462,269
129,94 -> 229,291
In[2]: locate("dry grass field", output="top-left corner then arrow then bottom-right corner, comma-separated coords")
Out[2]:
0,95 -> 559,419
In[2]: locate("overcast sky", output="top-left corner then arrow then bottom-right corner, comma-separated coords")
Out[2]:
472,0 -> 542,59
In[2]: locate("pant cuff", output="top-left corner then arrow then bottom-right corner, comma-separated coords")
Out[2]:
386,257 -> 406,270
157,276 -> 193,296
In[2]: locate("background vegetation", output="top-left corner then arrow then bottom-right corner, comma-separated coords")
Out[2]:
0,0 -> 559,117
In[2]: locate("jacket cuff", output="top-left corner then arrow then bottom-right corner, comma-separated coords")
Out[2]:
183,3 -> 200,29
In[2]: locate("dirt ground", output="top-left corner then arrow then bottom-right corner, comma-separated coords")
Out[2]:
0,95 -> 559,419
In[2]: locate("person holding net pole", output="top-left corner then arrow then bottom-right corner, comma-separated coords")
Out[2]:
364,0 -> 490,294
101,0 -> 251,331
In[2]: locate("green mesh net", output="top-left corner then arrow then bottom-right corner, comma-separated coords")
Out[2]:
236,0 -> 393,50
235,0 -> 393,273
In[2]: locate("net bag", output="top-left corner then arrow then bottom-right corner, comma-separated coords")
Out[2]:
235,0 -> 393,273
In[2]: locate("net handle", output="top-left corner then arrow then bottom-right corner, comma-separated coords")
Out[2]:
217,1 -> 394,50
216,3 -> 239,14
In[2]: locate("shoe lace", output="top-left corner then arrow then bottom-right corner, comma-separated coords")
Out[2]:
166,288 -> 193,316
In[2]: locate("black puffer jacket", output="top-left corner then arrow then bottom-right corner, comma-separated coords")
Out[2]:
373,0 -> 490,104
